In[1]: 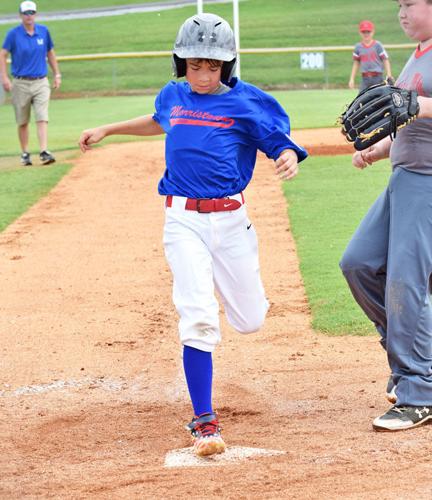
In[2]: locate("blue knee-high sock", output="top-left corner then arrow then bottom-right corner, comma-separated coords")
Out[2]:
183,345 -> 213,416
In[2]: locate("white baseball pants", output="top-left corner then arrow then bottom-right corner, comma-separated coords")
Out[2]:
163,194 -> 269,352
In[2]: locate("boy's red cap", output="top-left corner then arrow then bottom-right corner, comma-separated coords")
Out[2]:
359,20 -> 374,32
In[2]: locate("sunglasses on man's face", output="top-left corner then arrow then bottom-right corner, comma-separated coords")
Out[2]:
22,10 -> 36,15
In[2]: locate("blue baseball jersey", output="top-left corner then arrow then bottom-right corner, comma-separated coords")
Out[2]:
2,24 -> 54,78
153,78 -> 307,198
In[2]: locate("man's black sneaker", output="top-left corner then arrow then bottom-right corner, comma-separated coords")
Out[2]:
373,405 -> 432,432
20,152 -> 32,166
39,150 -> 56,165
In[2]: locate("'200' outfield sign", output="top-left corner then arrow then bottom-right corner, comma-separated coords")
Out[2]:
300,52 -> 325,70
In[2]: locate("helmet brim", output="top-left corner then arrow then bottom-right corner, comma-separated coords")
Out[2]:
173,46 -> 235,62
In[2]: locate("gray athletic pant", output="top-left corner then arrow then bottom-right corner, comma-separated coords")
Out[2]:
359,75 -> 384,92
340,167 -> 432,406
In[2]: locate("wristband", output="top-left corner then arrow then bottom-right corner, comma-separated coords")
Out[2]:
55,74 -> 62,78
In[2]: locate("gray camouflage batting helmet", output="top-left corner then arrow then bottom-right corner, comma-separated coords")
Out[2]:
172,13 -> 237,82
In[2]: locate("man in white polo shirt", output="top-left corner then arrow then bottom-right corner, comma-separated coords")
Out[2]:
0,1 -> 61,166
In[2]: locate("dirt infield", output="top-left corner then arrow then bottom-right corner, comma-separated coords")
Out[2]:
292,127 -> 355,156
1,131 -> 431,499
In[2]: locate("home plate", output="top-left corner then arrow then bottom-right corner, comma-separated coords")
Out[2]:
164,446 -> 286,468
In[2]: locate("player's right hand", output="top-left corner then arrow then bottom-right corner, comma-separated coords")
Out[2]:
79,128 -> 106,152
352,150 -> 370,169
2,78 -> 12,92
352,142 -> 389,169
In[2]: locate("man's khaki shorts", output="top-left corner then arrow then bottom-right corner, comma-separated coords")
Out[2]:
11,77 -> 51,125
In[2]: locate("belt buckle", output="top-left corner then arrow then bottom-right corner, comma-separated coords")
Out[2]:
196,199 -> 212,213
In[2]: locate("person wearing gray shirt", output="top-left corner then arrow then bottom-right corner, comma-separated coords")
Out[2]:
349,20 -> 393,91
340,0 -> 432,432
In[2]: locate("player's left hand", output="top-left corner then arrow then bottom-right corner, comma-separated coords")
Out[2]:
275,149 -> 298,181
53,74 -> 62,89
352,138 -> 391,169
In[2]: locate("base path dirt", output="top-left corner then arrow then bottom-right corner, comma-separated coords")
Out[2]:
0,139 -> 431,499
291,127 -> 355,156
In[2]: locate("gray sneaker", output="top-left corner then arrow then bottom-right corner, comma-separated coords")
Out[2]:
373,405 -> 432,432
20,152 -> 32,166
39,150 -> 56,165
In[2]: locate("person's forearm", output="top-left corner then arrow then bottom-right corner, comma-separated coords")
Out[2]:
418,96 -> 432,119
350,61 -> 359,80
375,136 -> 392,159
0,51 -> 8,82
47,50 -> 60,75
383,59 -> 392,77
101,115 -> 163,137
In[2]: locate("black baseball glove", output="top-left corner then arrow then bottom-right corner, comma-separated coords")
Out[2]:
340,83 -> 420,151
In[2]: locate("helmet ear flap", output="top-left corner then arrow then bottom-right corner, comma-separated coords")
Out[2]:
221,59 -> 236,83
172,54 -> 186,78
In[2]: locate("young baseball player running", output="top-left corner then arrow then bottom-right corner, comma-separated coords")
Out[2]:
340,0 -> 432,431
79,13 -> 307,456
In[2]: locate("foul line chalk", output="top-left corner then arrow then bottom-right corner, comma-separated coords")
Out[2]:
0,377 -> 128,397
164,446 -> 286,468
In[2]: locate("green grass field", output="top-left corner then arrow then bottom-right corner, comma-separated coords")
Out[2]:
0,0 -> 414,91
283,155 -> 390,336
0,161 -> 72,232
0,88 -> 358,157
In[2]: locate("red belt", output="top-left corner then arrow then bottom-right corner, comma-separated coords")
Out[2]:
362,72 -> 382,77
166,193 -> 244,213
